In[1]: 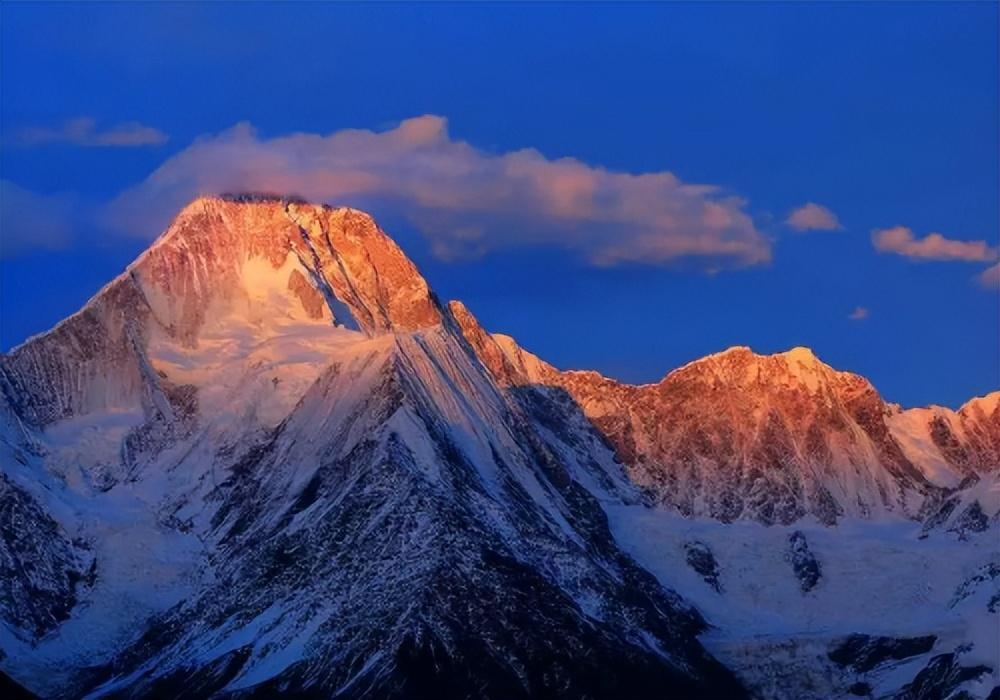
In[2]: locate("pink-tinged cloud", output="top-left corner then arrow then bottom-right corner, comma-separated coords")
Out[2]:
871,226 -> 997,262
104,116 -> 771,269
978,262 -> 1000,289
13,117 -> 167,147
786,202 -> 842,232
848,306 -> 869,320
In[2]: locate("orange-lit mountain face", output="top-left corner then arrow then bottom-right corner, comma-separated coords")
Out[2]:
3,196 -> 442,426
2,197 -> 997,699
451,301 -> 999,529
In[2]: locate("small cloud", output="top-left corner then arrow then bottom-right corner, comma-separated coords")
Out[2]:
848,306 -> 869,321
872,226 -> 996,262
12,117 -> 167,148
785,202 -> 842,232
977,262 -> 1000,289
104,116 -> 772,270
0,180 -> 77,257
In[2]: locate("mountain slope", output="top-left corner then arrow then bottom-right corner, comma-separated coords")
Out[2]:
0,196 -> 744,699
451,302 -> 999,529
2,195 -> 996,699
84,330 -> 740,699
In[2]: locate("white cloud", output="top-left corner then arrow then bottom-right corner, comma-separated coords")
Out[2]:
13,117 -> 167,148
104,116 -> 771,269
848,306 -> 869,320
872,226 -> 996,262
785,202 -> 842,232
0,180 -> 77,257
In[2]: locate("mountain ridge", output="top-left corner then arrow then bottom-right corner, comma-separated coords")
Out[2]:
1,196 -> 997,699
5,194 -> 993,414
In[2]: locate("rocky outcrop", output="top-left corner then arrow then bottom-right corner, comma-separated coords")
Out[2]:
949,562 -> 1000,610
828,634 -> 936,674
0,474 -> 95,640
684,541 -> 722,593
892,652 -> 991,700
786,530 -> 821,592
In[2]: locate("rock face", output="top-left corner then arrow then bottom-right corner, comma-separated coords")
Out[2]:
893,653 -> 992,700
1,196 -> 996,699
786,530 -> 822,593
934,394 -> 1000,476
0,474 -> 94,640
684,541 -> 722,593
451,306 -> 1000,528
2,196 -> 441,427
828,634 -> 937,674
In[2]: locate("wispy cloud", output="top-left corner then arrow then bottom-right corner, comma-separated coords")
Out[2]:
0,180 -> 77,257
105,116 -> 771,269
871,226 -> 996,262
785,202 -> 842,232
977,262 -> 1000,289
848,306 -> 869,320
13,117 -> 167,148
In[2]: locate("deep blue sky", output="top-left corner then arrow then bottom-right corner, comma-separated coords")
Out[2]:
1,2 -> 997,407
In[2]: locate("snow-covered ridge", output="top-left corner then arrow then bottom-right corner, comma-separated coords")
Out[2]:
1,196 -> 997,698
450,304 -> 998,527
7,195 -> 441,357
0,196 -> 446,426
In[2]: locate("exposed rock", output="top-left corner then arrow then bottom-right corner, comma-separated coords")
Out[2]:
286,267 -> 327,320
684,541 -> 722,592
828,633 -> 936,673
892,652 -> 991,700
451,302 -> 1000,528
847,680 -> 872,696
949,562 -> 1000,610
0,474 -> 95,640
787,530 -> 821,592
452,310 -> 1000,527
949,501 -> 990,539
919,492 -> 961,536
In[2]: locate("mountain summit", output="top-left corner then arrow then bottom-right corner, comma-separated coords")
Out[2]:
2,197 -> 996,699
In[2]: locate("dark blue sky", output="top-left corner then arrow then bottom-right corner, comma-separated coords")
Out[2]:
1,2 -> 997,407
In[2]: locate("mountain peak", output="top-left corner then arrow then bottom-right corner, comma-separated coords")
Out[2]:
668,344 -> 839,395
0,197 -> 443,425
703,344 -> 822,366
960,390 -> 1000,418
782,345 -> 820,364
131,195 -> 442,340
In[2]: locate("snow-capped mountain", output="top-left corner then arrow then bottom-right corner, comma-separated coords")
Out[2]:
451,306 -> 999,530
2,196 -> 997,699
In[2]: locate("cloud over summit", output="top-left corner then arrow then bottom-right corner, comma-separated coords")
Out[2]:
106,116 -> 771,269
